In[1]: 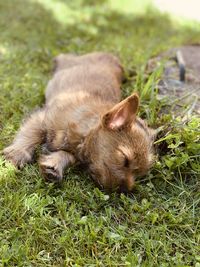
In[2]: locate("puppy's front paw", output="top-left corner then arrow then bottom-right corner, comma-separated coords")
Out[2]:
39,154 -> 63,183
3,145 -> 32,168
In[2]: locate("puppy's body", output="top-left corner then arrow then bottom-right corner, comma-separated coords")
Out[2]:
4,52 -> 155,192
44,53 -> 122,153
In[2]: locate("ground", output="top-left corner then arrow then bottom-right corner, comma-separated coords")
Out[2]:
0,0 -> 200,266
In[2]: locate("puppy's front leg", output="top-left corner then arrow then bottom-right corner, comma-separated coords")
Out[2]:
39,150 -> 75,182
3,109 -> 45,168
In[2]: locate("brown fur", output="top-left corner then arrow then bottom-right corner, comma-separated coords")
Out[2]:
3,52 -> 155,192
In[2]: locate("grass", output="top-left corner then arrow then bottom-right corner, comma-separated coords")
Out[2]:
0,0 -> 200,266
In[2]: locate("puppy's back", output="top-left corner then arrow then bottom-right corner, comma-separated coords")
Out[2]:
45,52 -> 123,103
53,52 -> 122,76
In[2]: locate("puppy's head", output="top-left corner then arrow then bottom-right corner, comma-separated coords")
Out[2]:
81,93 -> 155,192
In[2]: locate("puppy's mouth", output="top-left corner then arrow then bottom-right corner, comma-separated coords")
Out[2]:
89,169 -> 135,193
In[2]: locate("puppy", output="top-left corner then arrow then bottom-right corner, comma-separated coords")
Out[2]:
4,52 -> 155,192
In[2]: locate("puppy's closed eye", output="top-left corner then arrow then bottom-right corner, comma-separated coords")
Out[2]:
117,148 -> 131,169
123,156 -> 130,168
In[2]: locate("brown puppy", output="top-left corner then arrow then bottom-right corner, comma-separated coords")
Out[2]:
4,52 -> 155,192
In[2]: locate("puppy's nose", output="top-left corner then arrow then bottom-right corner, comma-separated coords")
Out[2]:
126,174 -> 135,191
120,174 -> 135,192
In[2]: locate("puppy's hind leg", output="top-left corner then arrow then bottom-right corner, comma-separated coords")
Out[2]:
3,109 -> 45,168
39,150 -> 75,182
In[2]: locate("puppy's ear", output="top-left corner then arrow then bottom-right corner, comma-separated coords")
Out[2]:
102,93 -> 139,130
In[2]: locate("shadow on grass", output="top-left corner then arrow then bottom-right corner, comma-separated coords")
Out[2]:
1,0 -> 199,57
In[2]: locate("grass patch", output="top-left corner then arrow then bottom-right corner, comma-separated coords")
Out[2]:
0,0 -> 200,266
